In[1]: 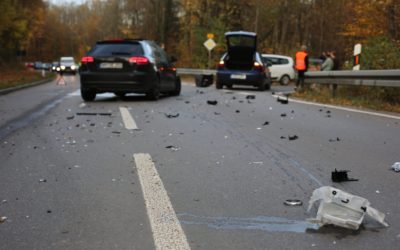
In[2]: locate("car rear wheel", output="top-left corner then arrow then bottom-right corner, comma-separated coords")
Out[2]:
146,81 -> 160,100
115,92 -> 126,99
81,88 -> 96,101
280,75 -> 290,85
169,78 -> 181,96
258,81 -> 266,91
216,80 -> 223,89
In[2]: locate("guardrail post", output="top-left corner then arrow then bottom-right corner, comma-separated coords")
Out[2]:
331,84 -> 337,98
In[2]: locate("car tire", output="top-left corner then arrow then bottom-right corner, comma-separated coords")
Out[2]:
146,80 -> 160,100
258,81 -> 266,91
115,92 -> 126,99
81,88 -> 96,101
280,75 -> 290,85
170,78 -> 181,96
216,80 -> 223,89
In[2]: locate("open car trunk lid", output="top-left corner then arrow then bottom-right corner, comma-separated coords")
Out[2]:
225,31 -> 257,70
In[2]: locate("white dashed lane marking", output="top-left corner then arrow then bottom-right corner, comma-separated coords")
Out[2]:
119,107 -> 139,130
133,153 -> 191,250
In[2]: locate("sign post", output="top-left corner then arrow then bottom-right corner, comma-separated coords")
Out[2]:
203,36 -> 216,69
353,44 -> 362,71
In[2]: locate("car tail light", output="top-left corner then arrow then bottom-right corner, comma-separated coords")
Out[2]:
253,61 -> 264,71
81,56 -> 94,63
218,60 -> 225,69
129,56 -> 149,65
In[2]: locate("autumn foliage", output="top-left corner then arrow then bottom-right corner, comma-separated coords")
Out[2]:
1,0 -> 400,69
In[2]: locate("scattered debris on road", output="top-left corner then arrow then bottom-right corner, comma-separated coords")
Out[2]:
329,137 -> 341,142
288,135 -> 299,141
263,121 -> 270,126
277,96 -> 289,104
207,100 -> 218,105
39,179 -> 47,183
331,169 -> 358,182
281,113 -> 287,117
235,110 -> 240,113
76,112 -> 112,116
112,131 -> 121,134
66,115 -> 75,120
164,113 -> 180,118
284,199 -> 303,206
246,95 -> 256,100
214,112 -> 221,115
307,186 -> 389,230
0,216 -> 7,224
165,145 -> 180,151
391,162 -> 400,172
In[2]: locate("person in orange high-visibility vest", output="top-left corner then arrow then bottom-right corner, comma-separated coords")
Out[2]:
295,45 -> 309,91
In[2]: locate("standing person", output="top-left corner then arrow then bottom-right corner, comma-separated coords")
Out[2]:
330,51 -> 339,97
331,51 -> 339,70
295,45 -> 309,91
321,52 -> 334,71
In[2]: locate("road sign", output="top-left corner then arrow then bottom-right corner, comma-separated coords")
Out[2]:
204,38 -> 216,51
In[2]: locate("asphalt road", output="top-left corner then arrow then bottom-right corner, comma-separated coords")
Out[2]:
0,75 -> 399,250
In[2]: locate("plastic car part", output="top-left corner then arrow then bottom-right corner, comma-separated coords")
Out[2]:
284,199 -> 303,206
307,186 -> 388,230
331,169 -> 358,182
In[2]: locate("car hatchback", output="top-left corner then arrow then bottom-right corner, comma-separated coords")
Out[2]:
216,31 -> 271,91
79,39 -> 181,101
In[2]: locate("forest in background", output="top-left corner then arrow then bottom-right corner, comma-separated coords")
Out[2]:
1,0 -> 400,70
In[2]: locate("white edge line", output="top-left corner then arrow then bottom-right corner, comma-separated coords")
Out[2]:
273,95 -> 400,120
119,107 -> 139,130
133,153 -> 191,250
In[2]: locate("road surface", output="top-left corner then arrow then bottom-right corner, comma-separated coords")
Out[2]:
0,75 -> 399,249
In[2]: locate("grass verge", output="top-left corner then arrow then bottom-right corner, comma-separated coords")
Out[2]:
292,85 -> 400,113
0,64 -> 55,90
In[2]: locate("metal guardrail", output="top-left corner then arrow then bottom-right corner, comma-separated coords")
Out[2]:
177,68 -> 400,88
305,70 -> 400,87
177,68 -> 216,75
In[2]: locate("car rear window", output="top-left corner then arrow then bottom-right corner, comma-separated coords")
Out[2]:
228,36 -> 255,47
61,59 -> 74,63
90,43 -> 144,56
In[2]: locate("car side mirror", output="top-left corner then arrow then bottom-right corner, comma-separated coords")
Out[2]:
170,56 -> 178,63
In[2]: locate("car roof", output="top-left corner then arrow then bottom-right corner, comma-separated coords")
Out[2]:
262,54 -> 292,59
96,39 -> 145,44
225,31 -> 257,37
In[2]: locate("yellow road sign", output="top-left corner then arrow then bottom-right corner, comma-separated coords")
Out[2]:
204,39 -> 216,51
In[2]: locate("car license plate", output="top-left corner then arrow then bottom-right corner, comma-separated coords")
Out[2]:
99,62 -> 123,69
231,74 -> 246,80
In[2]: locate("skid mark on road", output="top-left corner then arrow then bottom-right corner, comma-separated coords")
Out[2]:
178,213 -> 318,233
133,153 -> 191,250
120,107 -> 139,130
